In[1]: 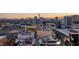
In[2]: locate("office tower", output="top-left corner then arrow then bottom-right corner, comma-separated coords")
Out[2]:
64,16 -> 72,28
72,15 -> 79,22
71,15 -> 79,28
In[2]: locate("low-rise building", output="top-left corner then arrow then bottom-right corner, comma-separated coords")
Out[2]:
37,29 -> 53,38
0,36 -> 10,46
16,31 -> 35,46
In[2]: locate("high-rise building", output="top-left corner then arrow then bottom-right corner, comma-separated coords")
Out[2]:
71,15 -> 79,28
71,15 -> 79,22
64,16 -> 72,28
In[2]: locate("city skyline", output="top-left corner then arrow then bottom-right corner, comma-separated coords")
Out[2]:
0,13 -> 78,19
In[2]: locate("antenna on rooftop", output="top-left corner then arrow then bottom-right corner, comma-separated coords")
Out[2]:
38,13 -> 40,19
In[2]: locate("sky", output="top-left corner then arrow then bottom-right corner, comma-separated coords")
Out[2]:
0,13 -> 78,18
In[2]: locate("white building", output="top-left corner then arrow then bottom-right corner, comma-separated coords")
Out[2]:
18,32 -> 35,40
16,31 -> 35,46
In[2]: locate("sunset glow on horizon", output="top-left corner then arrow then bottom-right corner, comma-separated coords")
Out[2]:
0,13 -> 78,18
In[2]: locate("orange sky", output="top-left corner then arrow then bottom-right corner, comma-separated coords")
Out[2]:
0,13 -> 78,18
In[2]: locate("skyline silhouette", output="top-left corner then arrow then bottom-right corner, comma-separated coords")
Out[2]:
0,13 -> 78,18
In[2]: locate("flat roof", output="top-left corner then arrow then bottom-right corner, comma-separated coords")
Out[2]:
0,36 -> 6,39
55,29 -> 69,37
55,29 -> 79,37
72,29 -> 79,32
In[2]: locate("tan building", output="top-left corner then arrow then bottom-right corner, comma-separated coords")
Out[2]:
37,30 -> 52,38
0,36 -> 10,46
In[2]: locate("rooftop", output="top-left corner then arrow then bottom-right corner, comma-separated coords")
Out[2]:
0,36 -> 6,39
55,29 -> 69,37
